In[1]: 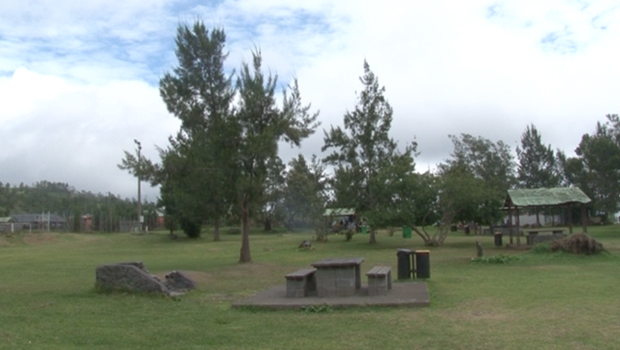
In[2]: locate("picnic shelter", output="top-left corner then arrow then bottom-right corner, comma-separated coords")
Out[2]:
504,187 -> 592,245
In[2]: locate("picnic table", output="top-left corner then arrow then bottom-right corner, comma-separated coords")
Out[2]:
311,257 -> 364,297
527,229 -> 565,245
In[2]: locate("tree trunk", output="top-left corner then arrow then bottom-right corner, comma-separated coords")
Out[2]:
264,217 -> 272,232
213,217 -> 220,242
239,195 -> 252,263
369,227 -> 377,244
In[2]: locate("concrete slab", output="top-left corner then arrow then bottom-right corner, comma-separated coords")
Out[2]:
232,281 -> 429,310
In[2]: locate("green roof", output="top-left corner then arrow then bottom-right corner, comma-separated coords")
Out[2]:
0,217 -> 14,223
506,187 -> 591,207
323,208 -> 356,217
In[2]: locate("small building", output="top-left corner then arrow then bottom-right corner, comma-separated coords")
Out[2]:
504,187 -> 591,245
12,213 -> 68,231
0,217 -> 16,233
323,208 -> 357,232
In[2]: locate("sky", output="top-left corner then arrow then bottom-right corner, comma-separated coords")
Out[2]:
1,0 -> 619,202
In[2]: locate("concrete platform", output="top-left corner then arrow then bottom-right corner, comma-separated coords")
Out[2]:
232,281 -> 429,310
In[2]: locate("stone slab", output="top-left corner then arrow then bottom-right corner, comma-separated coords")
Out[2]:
232,282 -> 429,310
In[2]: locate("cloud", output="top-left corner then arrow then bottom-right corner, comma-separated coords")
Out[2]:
0,68 -> 178,201
1,0 -> 619,200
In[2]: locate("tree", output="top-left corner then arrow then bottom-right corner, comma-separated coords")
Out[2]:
438,134 -> 515,229
323,61 -> 417,244
516,124 -> 561,225
568,114 -> 620,221
261,157 -> 286,232
516,124 -> 560,189
282,155 -> 328,231
139,22 -> 238,239
236,51 -> 319,262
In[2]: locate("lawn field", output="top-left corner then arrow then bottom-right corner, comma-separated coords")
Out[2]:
1,226 -> 619,350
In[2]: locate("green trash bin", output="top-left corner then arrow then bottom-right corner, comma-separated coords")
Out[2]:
402,226 -> 412,239
361,226 -> 367,234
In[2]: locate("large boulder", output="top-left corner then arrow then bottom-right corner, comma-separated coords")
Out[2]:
95,262 -> 169,294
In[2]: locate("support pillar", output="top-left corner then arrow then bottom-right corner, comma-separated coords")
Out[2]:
581,203 -> 587,233
568,203 -> 573,234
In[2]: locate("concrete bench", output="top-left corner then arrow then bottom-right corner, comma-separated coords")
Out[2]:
285,268 -> 317,298
366,266 -> 392,296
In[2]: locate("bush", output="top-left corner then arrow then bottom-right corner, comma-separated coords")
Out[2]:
530,242 -> 552,254
179,217 -> 202,238
471,254 -> 523,264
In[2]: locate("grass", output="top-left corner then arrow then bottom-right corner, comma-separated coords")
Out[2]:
1,226 -> 620,349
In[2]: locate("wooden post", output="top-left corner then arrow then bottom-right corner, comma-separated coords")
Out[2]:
581,203 -> 587,233
515,206 -> 521,246
567,203 -> 573,234
508,204 -> 514,245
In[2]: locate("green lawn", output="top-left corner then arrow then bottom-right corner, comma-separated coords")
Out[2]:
1,226 -> 619,349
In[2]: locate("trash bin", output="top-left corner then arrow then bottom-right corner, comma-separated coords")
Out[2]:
396,249 -> 413,280
361,226 -> 367,234
402,226 -> 412,239
414,250 -> 430,279
494,232 -> 503,247
527,232 -> 538,245
464,225 -> 470,235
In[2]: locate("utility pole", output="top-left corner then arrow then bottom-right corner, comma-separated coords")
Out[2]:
134,139 -> 142,232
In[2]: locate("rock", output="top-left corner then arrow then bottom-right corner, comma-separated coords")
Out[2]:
298,240 -> 312,249
95,262 -> 169,294
164,271 -> 196,292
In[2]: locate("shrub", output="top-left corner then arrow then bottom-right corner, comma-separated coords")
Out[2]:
530,242 -> 552,254
179,217 -> 202,238
471,254 -> 523,264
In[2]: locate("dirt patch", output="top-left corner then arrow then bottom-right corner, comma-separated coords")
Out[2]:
446,298 -> 512,321
22,233 -> 58,245
222,263 -> 281,278
0,238 -> 11,246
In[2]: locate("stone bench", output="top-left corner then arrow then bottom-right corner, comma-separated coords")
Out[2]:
285,268 -> 317,298
527,230 -> 565,245
366,266 -> 392,296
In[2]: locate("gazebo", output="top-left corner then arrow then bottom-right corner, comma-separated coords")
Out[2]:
504,187 -> 592,245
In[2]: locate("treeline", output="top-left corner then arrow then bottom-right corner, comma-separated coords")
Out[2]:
119,20 -> 619,259
0,180 -> 158,232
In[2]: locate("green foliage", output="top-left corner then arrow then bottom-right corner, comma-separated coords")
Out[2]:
300,305 -> 333,313
235,50 -> 319,261
470,254 -> 523,264
0,180 -> 153,232
438,134 -> 515,227
530,242 -> 552,254
322,61 -> 417,244
153,23 -> 238,239
565,114 -> 620,220
516,124 -> 561,189
179,216 -> 202,238
282,155 -> 328,236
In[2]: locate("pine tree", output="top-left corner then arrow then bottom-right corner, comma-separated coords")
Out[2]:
323,61 -> 417,244
236,51 -> 319,262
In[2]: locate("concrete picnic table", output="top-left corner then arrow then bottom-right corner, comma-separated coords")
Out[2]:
311,257 -> 364,297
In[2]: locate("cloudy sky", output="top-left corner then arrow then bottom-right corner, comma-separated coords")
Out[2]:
1,0 -> 619,202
